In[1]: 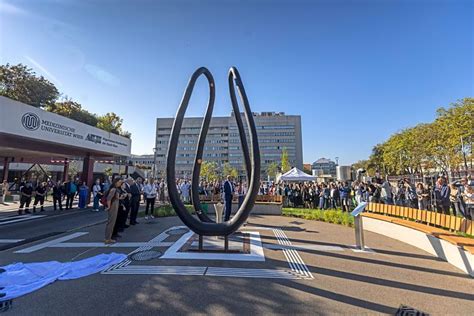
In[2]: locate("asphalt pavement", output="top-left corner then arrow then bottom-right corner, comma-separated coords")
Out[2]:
1,215 -> 473,315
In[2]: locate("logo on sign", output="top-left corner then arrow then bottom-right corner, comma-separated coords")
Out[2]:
86,133 -> 102,144
21,113 -> 41,131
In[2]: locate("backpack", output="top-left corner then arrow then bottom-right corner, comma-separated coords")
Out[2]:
100,188 -> 112,207
100,195 -> 108,207
70,182 -> 77,194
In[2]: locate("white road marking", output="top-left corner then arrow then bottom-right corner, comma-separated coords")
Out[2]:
160,231 -> 265,261
273,228 -> 314,280
0,215 -> 46,226
14,232 -> 89,253
263,243 -> 344,251
206,267 -> 298,279
349,245 -> 376,253
104,265 -> 298,279
102,226 -> 314,280
105,265 -> 207,276
0,239 -> 25,243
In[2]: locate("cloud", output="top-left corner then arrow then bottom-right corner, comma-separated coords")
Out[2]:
84,64 -> 120,87
0,1 -> 29,16
24,55 -> 63,87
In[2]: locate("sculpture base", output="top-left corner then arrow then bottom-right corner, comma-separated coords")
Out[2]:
185,233 -> 250,253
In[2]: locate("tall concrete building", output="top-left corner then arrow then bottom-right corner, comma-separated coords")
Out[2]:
154,112 -> 303,178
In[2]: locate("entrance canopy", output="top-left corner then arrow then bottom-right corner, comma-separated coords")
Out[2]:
0,96 -> 131,161
278,167 -> 316,182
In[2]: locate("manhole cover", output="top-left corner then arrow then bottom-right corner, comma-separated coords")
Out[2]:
396,305 -> 428,316
168,228 -> 189,235
128,250 -> 162,261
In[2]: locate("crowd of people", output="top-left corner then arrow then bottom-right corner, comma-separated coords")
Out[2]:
13,179 -> 93,215
258,175 -> 474,220
5,172 -> 474,244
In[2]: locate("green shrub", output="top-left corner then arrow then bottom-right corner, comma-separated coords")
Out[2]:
282,207 -> 354,227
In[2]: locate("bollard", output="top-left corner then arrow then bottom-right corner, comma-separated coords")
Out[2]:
351,202 -> 367,251
354,215 -> 365,250
214,202 -> 224,224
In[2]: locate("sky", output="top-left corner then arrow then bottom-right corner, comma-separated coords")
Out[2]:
0,0 -> 472,165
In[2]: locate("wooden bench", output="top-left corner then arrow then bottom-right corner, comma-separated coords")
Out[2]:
362,204 -> 474,255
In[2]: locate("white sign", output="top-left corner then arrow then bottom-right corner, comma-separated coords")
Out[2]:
0,96 -> 131,156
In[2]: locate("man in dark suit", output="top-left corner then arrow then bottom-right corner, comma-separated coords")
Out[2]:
223,175 -> 234,221
129,179 -> 141,225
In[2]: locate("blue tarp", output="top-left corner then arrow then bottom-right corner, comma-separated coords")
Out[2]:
0,253 -> 126,301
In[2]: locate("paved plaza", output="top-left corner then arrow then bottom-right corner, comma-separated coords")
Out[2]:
1,215 -> 473,315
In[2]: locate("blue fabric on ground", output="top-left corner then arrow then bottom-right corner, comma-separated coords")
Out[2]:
0,253 -> 126,301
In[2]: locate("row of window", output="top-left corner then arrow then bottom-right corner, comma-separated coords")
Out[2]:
157,126 -> 229,131
229,125 -> 295,130
156,139 -> 228,145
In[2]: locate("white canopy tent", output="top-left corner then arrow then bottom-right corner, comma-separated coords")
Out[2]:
277,167 -> 316,182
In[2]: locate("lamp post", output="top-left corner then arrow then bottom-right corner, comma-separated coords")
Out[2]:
153,147 -> 157,179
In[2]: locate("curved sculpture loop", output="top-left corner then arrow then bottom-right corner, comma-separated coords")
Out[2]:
166,67 -> 260,236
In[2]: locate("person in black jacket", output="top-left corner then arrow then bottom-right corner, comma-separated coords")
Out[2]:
18,182 -> 33,215
115,178 -> 132,233
32,182 -> 46,212
52,181 -> 64,211
129,179 -> 141,225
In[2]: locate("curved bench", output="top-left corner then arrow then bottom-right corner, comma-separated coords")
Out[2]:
362,212 -> 474,277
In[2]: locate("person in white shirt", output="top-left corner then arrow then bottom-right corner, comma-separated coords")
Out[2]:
92,179 -> 103,212
143,179 -> 157,220
180,181 -> 190,204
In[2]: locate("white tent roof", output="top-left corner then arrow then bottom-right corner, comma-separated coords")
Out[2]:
278,167 -> 316,182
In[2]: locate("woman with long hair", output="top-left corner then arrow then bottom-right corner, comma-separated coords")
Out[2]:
104,178 -> 123,244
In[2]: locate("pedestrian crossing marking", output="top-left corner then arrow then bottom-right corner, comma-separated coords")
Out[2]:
0,215 -> 46,226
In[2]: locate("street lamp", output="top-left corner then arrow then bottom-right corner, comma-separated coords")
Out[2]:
153,147 -> 157,179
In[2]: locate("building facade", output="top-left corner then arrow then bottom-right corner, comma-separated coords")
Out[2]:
154,112 -> 303,178
311,158 -> 337,177
130,154 -> 155,169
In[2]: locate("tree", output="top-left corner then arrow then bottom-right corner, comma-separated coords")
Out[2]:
200,161 -> 218,182
0,63 -> 59,108
46,100 -> 99,127
222,162 -> 239,179
266,161 -> 279,179
97,112 -> 131,138
104,167 -> 113,178
361,98 -> 473,178
281,147 -> 291,173
1,63 -> 131,138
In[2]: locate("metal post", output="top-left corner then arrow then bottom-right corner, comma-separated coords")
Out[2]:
354,215 -> 365,250
63,158 -> 69,182
153,147 -> 157,179
224,235 -> 229,252
198,235 -> 203,252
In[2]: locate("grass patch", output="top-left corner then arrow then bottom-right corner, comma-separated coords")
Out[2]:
139,204 -> 195,218
282,207 -> 354,227
456,231 -> 474,239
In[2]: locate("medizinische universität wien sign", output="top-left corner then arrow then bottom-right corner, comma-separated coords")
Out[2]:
0,96 -> 131,157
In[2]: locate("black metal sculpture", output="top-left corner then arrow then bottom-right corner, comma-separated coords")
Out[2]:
166,67 -> 260,236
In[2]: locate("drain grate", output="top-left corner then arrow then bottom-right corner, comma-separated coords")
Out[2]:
168,228 -> 189,235
396,305 -> 429,316
128,250 -> 162,261
0,299 -> 12,313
